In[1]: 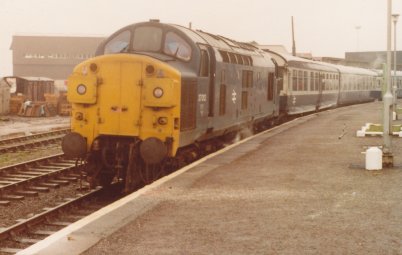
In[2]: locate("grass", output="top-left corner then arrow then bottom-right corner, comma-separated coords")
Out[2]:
366,124 -> 402,133
0,146 -> 62,168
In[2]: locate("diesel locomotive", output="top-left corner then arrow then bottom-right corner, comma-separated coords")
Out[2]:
62,20 -> 278,189
62,20 -> 383,190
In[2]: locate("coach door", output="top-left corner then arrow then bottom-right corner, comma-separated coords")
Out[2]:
316,72 -> 324,110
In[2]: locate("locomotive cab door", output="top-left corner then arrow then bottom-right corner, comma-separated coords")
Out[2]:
198,44 -> 216,131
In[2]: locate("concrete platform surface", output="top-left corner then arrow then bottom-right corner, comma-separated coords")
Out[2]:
20,102 -> 402,255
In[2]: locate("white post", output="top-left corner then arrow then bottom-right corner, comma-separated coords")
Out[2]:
355,25 -> 361,51
383,0 -> 394,167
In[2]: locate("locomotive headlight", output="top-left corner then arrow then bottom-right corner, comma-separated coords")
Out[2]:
153,87 -> 164,98
77,84 -> 87,95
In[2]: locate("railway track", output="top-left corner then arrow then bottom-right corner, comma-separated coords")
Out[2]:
0,186 -> 119,254
0,107 -> 343,254
0,154 -> 82,205
0,128 -> 70,153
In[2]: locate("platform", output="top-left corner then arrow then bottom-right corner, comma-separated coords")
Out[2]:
19,102 -> 402,254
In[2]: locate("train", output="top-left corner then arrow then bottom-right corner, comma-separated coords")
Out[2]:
62,20 -> 386,190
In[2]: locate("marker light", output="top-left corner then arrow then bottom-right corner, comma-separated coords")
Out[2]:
77,84 -> 87,95
153,87 -> 163,98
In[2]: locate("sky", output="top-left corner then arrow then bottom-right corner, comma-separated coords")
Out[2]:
1,0 -> 402,77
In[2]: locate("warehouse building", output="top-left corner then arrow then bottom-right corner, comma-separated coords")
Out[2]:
10,35 -> 105,80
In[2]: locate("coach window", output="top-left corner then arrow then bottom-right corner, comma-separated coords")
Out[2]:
298,70 -> 303,91
199,49 -> 209,77
304,71 -> 308,91
292,70 -> 297,91
310,72 -> 314,91
163,32 -> 191,61
104,30 -> 131,54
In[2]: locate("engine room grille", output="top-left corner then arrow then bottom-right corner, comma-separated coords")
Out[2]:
180,78 -> 197,131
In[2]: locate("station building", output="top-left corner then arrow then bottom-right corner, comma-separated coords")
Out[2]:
345,51 -> 402,70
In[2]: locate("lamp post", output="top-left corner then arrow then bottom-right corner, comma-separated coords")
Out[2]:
392,14 -> 399,115
355,25 -> 361,51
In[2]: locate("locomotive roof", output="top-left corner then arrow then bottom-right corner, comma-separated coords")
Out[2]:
170,24 -> 261,56
107,21 -> 262,56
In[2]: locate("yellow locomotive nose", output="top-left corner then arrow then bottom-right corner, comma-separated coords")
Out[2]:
66,54 -> 181,161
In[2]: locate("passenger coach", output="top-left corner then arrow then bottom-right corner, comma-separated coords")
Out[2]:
262,49 -> 339,115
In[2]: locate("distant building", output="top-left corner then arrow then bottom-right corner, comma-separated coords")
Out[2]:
258,45 -> 290,55
295,52 -> 313,60
10,35 -> 105,80
345,51 -> 402,70
313,56 -> 345,65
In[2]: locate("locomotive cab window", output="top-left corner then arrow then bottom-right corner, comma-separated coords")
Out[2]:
164,32 -> 191,61
133,26 -> 162,51
104,30 -> 131,54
